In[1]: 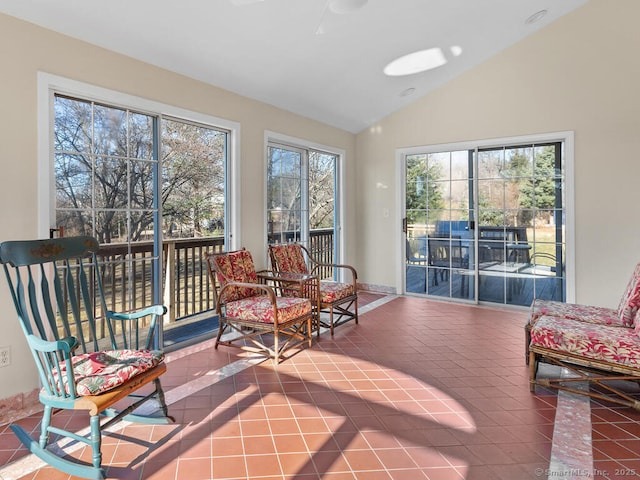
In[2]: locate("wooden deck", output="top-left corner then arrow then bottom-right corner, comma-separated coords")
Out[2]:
406,263 -> 563,306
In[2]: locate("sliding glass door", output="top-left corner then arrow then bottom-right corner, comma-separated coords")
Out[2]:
267,142 -> 339,272
405,150 -> 476,300
404,139 -> 566,306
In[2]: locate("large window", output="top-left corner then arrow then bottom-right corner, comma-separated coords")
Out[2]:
44,75 -> 238,348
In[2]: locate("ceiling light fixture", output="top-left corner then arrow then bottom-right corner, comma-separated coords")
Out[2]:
399,87 -> 416,97
450,45 -> 463,57
384,48 -> 447,76
525,9 -> 547,25
316,0 -> 368,34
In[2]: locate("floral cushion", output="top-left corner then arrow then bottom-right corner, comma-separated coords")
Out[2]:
270,244 -> 309,275
52,349 -> 164,396
319,281 -> 355,304
529,299 -> 621,327
530,316 -> 640,368
225,295 -> 311,324
213,250 -> 261,302
617,263 -> 640,327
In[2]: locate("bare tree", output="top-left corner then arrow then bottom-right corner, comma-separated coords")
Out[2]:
54,96 -> 226,243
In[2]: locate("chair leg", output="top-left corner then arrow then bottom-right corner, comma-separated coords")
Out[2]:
89,414 -> 102,470
214,319 -> 226,349
329,306 -> 335,336
354,298 -> 358,325
274,328 -> 280,364
154,378 -> 172,420
39,405 -> 53,448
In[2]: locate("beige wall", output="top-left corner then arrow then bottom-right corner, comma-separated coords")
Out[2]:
356,0 -> 640,306
0,13 -> 356,399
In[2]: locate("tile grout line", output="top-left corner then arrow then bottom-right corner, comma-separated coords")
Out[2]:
0,296 -> 393,480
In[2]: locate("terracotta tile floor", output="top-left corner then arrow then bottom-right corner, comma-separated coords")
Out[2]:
2,294 -> 640,479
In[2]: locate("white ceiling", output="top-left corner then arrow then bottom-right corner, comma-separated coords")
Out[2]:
0,0 -> 589,133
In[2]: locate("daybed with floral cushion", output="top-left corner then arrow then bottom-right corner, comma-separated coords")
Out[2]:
268,243 -> 358,336
204,249 -> 313,362
528,263 -> 640,409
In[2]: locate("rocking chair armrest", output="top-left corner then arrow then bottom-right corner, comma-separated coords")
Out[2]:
107,304 -> 167,321
27,334 -> 78,354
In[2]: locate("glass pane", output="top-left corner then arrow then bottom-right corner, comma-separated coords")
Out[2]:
131,160 -> 154,210
309,151 -> 335,230
95,157 -> 128,209
434,181 -> 451,209
406,264 -> 427,294
478,179 -> 504,210
534,145 -> 560,178
95,210 -> 128,244
131,210 -> 155,242
477,149 -> 503,179
55,154 -> 92,210
55,97 -> 91,153
161,119 -> 227,240
129,112 -> 155,160
56,209 -> 93,237
94,104 -> 127,156
406,209 -> 426,226
504,147 -> 533,178
450,150 -> 469,180
406,157 -> 428,210
449,180 -> 469,209
428,152 -> 450,180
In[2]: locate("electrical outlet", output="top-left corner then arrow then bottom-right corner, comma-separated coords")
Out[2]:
0,346 -> 10,368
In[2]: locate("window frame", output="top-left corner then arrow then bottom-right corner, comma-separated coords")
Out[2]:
396,131 -> 576,303
38,72 -> 241,245
264,130 -> 346,270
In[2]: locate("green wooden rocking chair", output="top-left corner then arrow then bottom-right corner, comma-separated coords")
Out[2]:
0,236 -> 173,479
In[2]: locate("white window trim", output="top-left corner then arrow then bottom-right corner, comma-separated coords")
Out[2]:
396,131 -> 576,303
36,72 -> 242,247
264,130 -> 346,269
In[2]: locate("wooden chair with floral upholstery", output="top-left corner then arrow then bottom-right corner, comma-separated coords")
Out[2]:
0,236 -> 172,480
204,249 -> 313,362
268,243 -> 358,336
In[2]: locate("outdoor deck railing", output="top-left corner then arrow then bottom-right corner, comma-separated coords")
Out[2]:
96,228 -> 335,325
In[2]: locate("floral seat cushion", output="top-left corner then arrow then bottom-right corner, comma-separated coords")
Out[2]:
213,250 -> 262,302
530,316 -> 640,369
226,295 -> 311,324
529,299 -> 621,327
270,244 -> 309,274
52,349 -> 164,396
319,281 -> 355,304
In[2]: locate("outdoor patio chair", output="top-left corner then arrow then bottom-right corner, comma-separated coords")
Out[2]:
204,249 -> 313,362
0,236 -> 172,480
268,243 -> 358,336
427,235 -> 468,284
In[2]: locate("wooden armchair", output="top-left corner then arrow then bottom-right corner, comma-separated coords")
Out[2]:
268,243 -> 358,336
204,249 -> 313,362
0,236 -> 172,480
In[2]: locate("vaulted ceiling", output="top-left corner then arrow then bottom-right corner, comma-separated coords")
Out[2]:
0,0 -> 589,133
